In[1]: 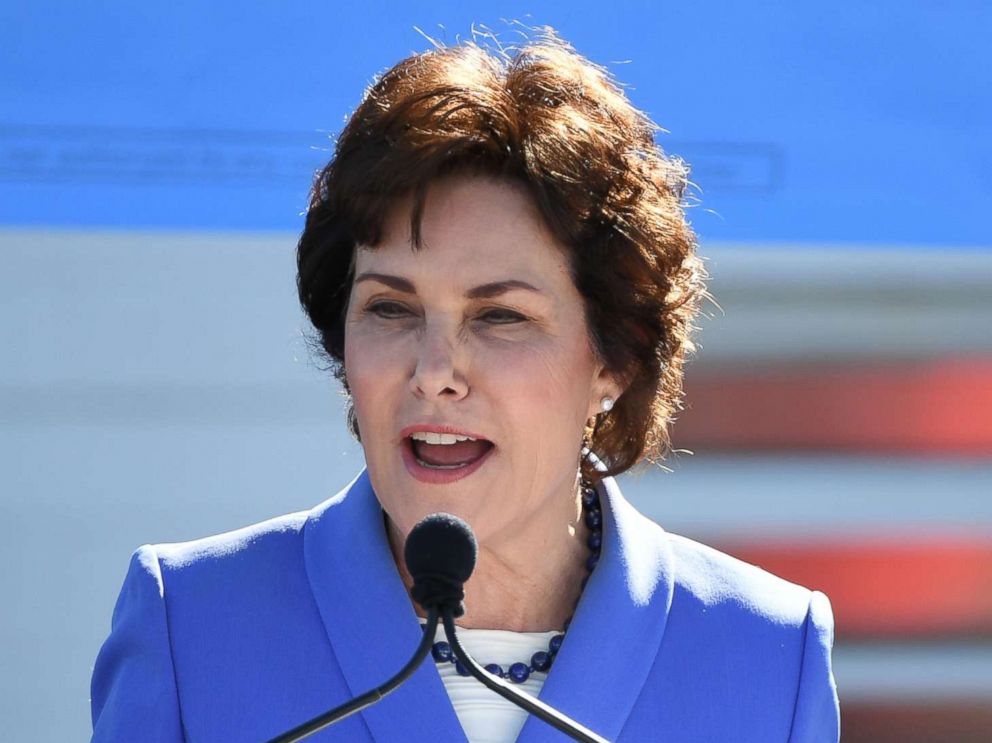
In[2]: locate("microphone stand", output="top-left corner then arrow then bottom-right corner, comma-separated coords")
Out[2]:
440,610 -> 610,743
266,608 -> 440,743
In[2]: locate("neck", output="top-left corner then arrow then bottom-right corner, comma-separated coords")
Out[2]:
387,482 -> 592,633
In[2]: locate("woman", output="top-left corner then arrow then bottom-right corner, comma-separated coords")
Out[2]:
91,31 -> 840,742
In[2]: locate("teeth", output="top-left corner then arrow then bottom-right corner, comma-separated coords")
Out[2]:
409,431 -> 477,445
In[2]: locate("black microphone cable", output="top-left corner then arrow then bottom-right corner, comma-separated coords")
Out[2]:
438,610 -> 608,743
265,607 -> 439,743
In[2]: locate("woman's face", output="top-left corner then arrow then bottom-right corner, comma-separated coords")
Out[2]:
343,175 -> 617,546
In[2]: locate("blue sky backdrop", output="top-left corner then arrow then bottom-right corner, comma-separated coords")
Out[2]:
2,1 -> 989,245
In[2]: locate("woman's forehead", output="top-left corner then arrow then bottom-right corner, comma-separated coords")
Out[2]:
391,178 -> 555,246
355,177 -> 573,290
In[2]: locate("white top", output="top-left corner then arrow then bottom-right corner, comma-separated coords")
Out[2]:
423,621 -> 561,743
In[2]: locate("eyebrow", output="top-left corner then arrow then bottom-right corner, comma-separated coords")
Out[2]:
353,272 -> 543,299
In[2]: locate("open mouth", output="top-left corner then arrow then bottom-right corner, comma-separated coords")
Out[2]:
400,432 -> 496,484
408,436 -> 495,469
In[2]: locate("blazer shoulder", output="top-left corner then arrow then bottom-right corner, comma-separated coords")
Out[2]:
150,508 -> 311,575
91,544 -> 185,741
644,531 -> 839,742
665,530 -> 816,629
92,508 -> 326,742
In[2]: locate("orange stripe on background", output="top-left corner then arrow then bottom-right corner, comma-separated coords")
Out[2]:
679,357 -> 992,453
717,537 -> 992,638
842,701 -> 992,743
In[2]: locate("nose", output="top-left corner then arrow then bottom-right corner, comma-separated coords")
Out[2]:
408,324 -> 469,402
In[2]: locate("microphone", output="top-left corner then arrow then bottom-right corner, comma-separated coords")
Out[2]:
407,514 -> 609,743
404,511 -> 477,618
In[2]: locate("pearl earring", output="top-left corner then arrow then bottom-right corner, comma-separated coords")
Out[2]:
600,396 -> 615,412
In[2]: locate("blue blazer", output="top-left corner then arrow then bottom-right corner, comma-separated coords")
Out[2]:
91,469 -> 840,742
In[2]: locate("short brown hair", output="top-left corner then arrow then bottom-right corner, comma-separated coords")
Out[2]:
297,29 -> 707,482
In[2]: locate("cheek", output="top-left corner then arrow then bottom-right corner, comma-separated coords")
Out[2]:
485,335 -> 597,424
344,332 -> 405,419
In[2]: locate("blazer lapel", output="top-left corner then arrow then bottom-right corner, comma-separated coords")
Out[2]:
303,469 -> 468,743
516,475 -> 675,743
302,468 -> 674,743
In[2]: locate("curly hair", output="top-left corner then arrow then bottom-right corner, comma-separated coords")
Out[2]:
297,28 -> 707,483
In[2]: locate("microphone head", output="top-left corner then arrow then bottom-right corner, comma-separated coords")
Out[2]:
404,513 -> 477,617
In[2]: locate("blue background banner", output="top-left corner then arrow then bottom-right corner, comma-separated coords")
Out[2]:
2,1 -> 990,244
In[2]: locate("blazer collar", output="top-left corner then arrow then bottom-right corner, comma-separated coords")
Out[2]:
515,472 -> 675,743
303,469 -> 465,742
303,468 -> 675,743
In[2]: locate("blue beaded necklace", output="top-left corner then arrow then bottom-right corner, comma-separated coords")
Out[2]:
425,479 -> 602,684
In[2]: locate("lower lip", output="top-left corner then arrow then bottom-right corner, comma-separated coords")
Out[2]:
400,438 -> 495,485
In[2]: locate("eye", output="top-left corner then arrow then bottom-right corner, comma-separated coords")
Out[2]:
367,300 -> 413,319
478,308 -> 527,324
